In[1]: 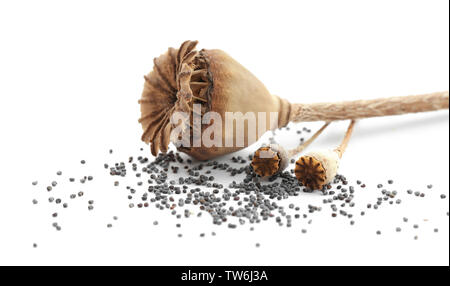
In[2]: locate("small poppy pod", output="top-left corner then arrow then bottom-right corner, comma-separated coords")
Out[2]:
251,122 -> 331,178
294,149 -> 340,190
251,144 -> 290,177
139,40 -> 291,160
294,120 -> 356,190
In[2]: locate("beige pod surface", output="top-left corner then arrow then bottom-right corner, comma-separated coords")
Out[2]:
179,49 -> 291,160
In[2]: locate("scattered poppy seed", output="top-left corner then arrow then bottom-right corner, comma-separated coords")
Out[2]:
29,145 -> 445,249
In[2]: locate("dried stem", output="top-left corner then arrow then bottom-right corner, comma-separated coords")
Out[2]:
287,122 -> 331,158
334,120 -> 356,158
290,91 -> 449,122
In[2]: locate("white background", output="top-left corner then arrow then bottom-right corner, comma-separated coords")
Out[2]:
0,0 -> 448,266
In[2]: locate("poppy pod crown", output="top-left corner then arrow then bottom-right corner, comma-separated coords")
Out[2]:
139,40 -> 291,160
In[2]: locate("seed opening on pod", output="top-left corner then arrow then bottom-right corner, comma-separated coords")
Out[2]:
251,145 -> 285,177
295,156 -> 327,190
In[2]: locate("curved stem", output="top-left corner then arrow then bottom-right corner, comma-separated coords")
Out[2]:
287,122 -> 331,158
335,120 -> 356,158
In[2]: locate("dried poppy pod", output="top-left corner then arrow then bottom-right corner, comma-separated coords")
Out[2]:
251,144 -> 290,178
139,40 -> 290,160
251,122 -> 330,177
139,40 -> 449,160
295,120 -> 356,190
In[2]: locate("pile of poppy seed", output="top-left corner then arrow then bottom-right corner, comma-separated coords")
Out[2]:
31,126 -> 448,248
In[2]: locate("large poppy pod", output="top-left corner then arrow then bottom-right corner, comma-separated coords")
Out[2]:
139,40 -> 290,160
